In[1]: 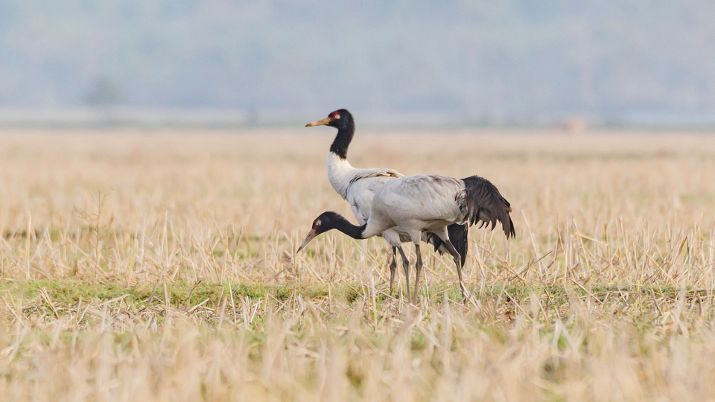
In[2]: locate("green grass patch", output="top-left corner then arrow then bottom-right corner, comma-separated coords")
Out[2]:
0,279 -> 332,309
0,279 -> 707,314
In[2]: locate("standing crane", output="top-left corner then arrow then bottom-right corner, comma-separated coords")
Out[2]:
297,174 -> 515,300
304,109 -> 469,294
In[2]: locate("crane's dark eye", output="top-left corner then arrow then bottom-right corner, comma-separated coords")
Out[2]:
314,219 -> 322,227
330,112 -> 341,120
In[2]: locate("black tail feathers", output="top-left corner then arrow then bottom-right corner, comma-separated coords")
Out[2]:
424,232 -> 444,254
424,223 -> 469,267
448,224 -> 468,266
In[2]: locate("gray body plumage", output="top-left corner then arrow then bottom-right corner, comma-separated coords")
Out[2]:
364,174 -> 514,239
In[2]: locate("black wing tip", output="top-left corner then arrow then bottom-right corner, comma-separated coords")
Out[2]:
504,216 -> 516,238
488,214 -> 515,239
462,175 -> 515,239
498,208 -> 516,239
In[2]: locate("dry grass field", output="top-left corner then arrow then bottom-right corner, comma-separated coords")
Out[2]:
1,129 -> 715,401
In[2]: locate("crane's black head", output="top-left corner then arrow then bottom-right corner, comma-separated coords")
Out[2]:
296,211 -> 352,253
305,109 -> 356,159
305,109 -> 353,130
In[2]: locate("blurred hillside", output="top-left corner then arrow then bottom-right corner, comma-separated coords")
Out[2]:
0,0 -> 713,126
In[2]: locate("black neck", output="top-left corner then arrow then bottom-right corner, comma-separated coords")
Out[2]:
329,119 -> 354,159
332,215 -> 366,239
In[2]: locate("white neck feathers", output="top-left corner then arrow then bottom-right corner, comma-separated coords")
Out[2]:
326,152 -> 355,199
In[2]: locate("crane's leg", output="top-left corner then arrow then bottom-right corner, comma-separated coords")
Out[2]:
396,245 -> 410,300
413,243 -> 423,302
433,229 -> 468,299
446,240 -> 468,299
388,246 -> 397,296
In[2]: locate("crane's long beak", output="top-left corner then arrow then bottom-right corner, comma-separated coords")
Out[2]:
305,117 -> 331,127
296,229 -> 318,253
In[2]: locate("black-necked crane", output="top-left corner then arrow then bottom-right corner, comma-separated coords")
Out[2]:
297,174 -> 515,300
304,109 -> 469,294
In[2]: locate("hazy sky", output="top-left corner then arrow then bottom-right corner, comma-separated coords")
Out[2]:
1,1 -> 713,124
